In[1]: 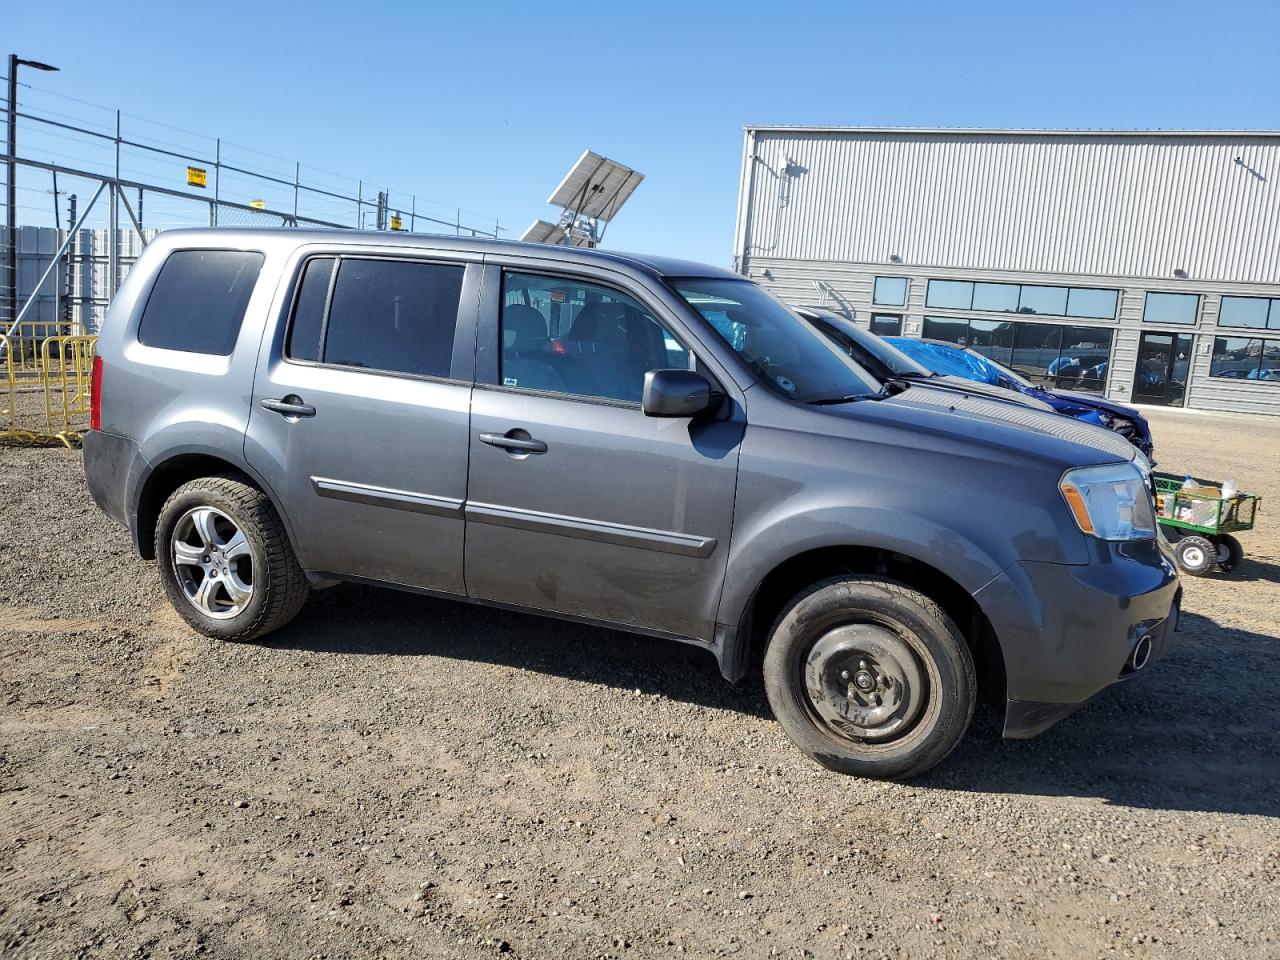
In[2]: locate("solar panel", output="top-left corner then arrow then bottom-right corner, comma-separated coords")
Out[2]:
520,219 -> 567,245
547,150 -> 644,223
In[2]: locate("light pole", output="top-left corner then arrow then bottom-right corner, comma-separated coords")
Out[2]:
6,53 -> 59,327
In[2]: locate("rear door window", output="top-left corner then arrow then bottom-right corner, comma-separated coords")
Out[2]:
137,249 -> 264,355
313,258 -> 465,378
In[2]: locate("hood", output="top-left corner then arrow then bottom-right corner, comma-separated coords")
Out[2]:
928,375 -> 1056,412
874,383 -> 1140,464
1049,388 -> 1141,420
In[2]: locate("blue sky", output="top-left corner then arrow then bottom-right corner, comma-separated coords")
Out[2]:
6,0 -> 1279,264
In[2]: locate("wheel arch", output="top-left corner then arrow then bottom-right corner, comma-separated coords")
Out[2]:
719,543 -> 1007,706
132,447 -> 299,562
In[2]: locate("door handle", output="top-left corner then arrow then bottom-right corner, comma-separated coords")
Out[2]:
261,396 -> 316,418
479,431 -> 547,454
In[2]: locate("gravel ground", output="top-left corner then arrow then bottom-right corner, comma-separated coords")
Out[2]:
1,408 -> 1277,959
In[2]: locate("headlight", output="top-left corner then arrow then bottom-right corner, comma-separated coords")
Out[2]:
1059,462 -> 1156,541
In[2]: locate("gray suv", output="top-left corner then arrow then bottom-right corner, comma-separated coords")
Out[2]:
84,229 -> 1181,780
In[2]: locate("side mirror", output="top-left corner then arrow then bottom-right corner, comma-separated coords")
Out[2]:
642,369 -> 715,418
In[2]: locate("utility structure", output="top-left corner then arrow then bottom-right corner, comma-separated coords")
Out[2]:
521,150 -> 643,248
5,53 -> 60,325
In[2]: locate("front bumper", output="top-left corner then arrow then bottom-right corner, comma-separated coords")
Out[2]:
974,538 -> 1181,738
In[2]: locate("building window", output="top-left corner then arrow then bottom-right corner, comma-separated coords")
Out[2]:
873,276 -> 908,306
1016,285 -> 1068,316
926,278 -> 1119,320
1210,337 -> 1280,381
870,314 -> 902,336
925,280 -> 973,309
1218,296 -> 1280,331
923,316 -> 1113,393
1065,287 -> 1119,320
972,282 -> 1020,312
1144,291 -> 1199,325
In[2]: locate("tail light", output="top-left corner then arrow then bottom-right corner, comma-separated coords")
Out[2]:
89,355 -> 103,431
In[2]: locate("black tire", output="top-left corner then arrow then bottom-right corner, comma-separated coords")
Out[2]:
1213,534 -> 1244,574
1174,535 -> 1216,576
762,576 -> 976,781
155,474 -> 309,642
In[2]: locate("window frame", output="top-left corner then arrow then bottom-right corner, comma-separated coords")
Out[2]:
1142,291 -> 1200,327
1217,295 -> 1280,332
872,276 -> 909,307
1208,335 -> 1280,382
279,252 -> 475,385
487,265 -> 707,410
135,247 -> 266,357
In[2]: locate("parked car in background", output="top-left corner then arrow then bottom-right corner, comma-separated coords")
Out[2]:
884,336 -> 1156,462
84,230 -> 1179,781
799,309 -> 1056,413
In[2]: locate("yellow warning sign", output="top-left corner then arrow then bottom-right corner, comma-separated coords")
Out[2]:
249,199 -> 266,210
186,166 -> 207,188
390,214 -> 403,231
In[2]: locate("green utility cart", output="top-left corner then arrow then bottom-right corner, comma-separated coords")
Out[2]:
1153,472 -> 1262,576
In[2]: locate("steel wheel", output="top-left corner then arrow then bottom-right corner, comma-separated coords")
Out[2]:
802,622 -> 930,744
171,505 -> 255,620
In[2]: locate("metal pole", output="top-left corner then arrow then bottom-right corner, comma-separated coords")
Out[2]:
6,54 -> 18,325
410,195 -> 416,233
109,109 -> 120,297
356,180 -> 362,228
211,138 -> 220,227
64,191 -> 75,332
293,161 -> 299,221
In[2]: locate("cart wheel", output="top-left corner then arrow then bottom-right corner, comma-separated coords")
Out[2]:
1175,535 -> 1216,576
1213,534 -> 1244,574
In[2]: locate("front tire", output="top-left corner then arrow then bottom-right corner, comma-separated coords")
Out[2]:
763,577 -> 976,781
155,474 -> 309,642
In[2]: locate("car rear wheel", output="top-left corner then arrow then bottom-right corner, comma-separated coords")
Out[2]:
156,474 -> 309,642
763,577 -> 976,781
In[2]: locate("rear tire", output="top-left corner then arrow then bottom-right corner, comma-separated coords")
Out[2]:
1213,534 -> 1244,574
1174,535 -> 1216,576
763,576 -> 976,781
155,474 -> 309,642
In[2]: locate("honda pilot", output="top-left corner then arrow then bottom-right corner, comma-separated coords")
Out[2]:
83,230 -> 1181,779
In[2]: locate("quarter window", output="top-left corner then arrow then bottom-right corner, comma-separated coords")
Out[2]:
872,276 -> 908,306
1143,292 -> 1199,326
1218,296 -> 1280,331
320,258 -> 465,378
286,257 -> 335,362
499,271 -> 691,404
137,249 -> 264,355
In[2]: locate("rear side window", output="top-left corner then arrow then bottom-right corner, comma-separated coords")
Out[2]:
137,250 -> 264,355
286,257 -> 335,362
317,258 -> 465,378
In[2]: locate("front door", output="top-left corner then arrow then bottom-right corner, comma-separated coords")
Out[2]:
246,251 -> 480,593
1132,332 -> 1191,407
463,265 -> 744,642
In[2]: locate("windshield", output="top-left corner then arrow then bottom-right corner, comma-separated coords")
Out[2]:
807,315 -> 931,378
671,278 -> 881,403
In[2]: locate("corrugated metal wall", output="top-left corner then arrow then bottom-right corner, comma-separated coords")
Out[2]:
735,129 -> 1280,284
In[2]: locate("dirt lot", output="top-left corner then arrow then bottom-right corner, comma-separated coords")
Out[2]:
1,409 -> 1277,960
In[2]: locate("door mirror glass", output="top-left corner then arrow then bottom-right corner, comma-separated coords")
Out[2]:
642,369 -> 714,418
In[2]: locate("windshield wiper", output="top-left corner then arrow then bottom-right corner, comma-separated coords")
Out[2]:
807,394 -> 872,406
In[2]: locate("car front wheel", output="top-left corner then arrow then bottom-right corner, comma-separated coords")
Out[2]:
763,576 -> 976,780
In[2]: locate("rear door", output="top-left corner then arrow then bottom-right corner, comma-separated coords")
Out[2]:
245,246 -> 481,593
462,261 -> 745,642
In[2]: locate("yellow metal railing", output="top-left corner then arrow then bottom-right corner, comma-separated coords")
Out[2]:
0,323 -> 98,447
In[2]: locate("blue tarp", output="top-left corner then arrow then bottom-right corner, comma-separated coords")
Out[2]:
883,337 -> 1004,385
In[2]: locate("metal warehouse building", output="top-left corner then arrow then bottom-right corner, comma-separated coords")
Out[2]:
732,127 -> 1280,416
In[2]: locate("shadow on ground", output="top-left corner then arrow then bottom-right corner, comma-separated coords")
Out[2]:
263,586 -> 1280,819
